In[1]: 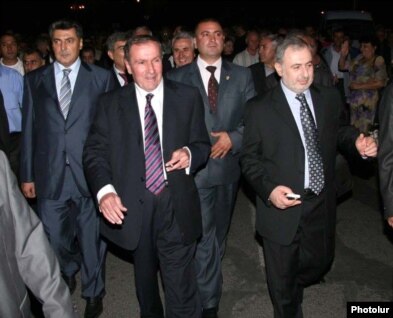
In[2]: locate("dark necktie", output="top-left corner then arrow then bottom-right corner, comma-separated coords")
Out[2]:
295,93 -> 325,195
144,93 -> 165,195
119,72 -> 128,85
59,69 -> 72,119
206,66 -> 219,113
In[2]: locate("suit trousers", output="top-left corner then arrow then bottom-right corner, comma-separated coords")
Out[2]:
132,187 -> 201,318
195,182 -> 238,309
37,166 -> 107,299
262,193 -> 334,318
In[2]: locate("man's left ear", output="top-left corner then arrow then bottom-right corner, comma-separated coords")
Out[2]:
274,62 -> 283,76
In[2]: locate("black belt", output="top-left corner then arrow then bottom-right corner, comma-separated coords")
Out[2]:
303,188 -> 317,200
9,132 -> 21,136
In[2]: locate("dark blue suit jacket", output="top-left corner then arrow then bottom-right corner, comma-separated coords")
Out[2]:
20,61 -> 115,199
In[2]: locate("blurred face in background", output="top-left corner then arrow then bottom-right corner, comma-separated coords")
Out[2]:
0,34 -> 19,62
172,38 -> 195,67
108,40 -> 127,71
23,51 -> 45,73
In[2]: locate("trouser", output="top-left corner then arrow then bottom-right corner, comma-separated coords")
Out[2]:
37,166 -> 107,299
262,193 -> 334,318
133,187 -> 201,318
195,182 -> 238,309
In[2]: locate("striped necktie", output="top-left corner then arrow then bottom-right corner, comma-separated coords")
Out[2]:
144,93 -> 165,195
59,69 -> 72,119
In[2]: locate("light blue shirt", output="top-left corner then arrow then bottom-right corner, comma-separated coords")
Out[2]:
54,58 -> 81,98
0,65 -> 23,132
280,81 -> 318,189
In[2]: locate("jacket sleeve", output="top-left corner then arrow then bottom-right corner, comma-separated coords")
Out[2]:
0,151 -> 76,317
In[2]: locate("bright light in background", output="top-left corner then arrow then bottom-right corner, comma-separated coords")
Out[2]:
70,3 -> 86,11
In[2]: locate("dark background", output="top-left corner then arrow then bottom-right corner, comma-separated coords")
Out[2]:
1,0 -> 390,36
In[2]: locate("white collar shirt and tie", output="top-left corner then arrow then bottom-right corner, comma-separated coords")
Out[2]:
55,59 -> 81,118
96,79 -> 191,201
281,82 -> 324,194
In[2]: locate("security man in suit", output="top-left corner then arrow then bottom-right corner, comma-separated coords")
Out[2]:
166,18 -> 256,318
20,20 -> 115,318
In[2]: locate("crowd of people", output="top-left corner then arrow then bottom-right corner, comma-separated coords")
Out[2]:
1,15 -> 392,318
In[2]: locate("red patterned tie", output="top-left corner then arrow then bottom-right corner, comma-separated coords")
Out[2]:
144,94 -> 165,195
119,72 -> 128,85
206,66 -> 218,113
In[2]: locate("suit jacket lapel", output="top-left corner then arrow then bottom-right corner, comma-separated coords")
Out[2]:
218,60 -> 231,103
42,64 -> 59,106
309,85 -> 326,139
66,63 -> 90,124
273,86 -> 301,138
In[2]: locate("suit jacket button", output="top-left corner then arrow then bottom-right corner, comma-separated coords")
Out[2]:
138,199 -> 144,204
140,177 -> 145,182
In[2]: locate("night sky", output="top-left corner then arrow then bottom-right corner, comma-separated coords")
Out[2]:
1,0 -> 391,36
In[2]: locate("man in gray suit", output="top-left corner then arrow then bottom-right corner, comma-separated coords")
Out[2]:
0,150 -> 76,318
20,20 -> 115,318
166,18 -> 256,318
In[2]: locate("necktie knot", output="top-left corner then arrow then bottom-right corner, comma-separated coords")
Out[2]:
206,66 -> 216,75
119,72 -> 128,85
63,69 -> 71,76
295,93 -> 306,104
146,93 -> 154,105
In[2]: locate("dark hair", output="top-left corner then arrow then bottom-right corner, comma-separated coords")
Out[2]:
124,35 -> 162,60
359,35 -> 378,47
48,20 -> 83,39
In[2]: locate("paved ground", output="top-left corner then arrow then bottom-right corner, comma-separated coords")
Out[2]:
33,162 -> 393,317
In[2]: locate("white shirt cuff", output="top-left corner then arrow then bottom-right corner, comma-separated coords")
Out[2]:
97,184 -> 117,203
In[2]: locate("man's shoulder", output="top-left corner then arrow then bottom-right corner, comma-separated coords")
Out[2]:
0,64 -> 23,80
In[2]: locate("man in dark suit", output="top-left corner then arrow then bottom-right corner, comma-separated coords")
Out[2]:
105,31 -> 132,88
378,82 -> 393,229
249,33 -> 281,96
83,35 -> 210,318
240,35 -> 377,318
166,18 -> 255,318
20,20 -> 115,318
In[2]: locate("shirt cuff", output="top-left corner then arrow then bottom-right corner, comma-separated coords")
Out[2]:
97,184 -> 117,203
183,146 -> 191,175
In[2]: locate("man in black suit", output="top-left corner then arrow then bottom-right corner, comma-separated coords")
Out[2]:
249,33 -> 281,96
378,82 -> 393,229
20,20 -> 115,318
240,35 -> 377,317
83,35 -> 210,318
105,31 -> 132,87
166,18 -> 255,318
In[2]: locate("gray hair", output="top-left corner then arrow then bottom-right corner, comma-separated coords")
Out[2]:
275,34 -> 310,64
106,32 -> 128,51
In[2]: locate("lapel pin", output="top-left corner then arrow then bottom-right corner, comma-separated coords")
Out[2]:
226,76 -> 230,80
